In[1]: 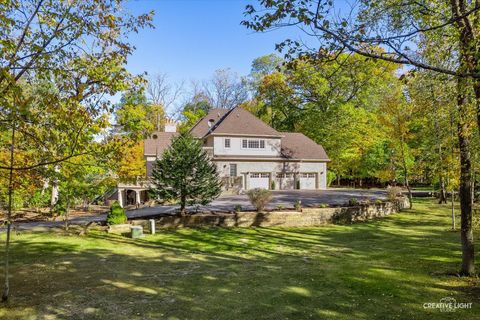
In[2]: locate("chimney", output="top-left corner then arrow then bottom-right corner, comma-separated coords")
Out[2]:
164,118 -> 177,132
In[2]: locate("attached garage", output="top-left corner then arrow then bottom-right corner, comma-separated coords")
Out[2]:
249,173 -> 270,189
275,173 -> 295,190
300,173 -> 317,189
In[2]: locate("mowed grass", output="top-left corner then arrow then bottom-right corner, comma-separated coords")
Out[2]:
0,199 -> 479,320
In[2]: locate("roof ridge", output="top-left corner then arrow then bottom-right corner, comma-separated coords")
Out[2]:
203,106 -> 238,137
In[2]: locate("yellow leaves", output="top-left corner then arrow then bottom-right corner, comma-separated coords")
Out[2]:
116,141 -> 145,180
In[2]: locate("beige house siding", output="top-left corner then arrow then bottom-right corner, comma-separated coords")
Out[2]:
214,160 -> 327,190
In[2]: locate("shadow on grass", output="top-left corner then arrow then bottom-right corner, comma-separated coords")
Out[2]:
1,198 -> 479,319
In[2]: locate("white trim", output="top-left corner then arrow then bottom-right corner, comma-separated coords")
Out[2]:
209,133 -> 284,138
212,157 -> 330,162
240,138 -> 266,150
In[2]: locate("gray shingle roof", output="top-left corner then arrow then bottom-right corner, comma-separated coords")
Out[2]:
190,107 -> 281,138
144,132 -> 177,156
280,133 -> 330,161
189,108 -> 230,138
144,108 -> 329,161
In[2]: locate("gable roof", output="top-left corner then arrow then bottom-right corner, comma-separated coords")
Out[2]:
189,108 -> 230,138
144,108 -> 329,162
280,133 -> 330,161
144,132 -> 177,156
190,107 -> 281,138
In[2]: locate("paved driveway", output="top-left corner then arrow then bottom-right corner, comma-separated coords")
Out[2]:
198,189 -> 386,212
4,189 -> 385,231
3,205 -> 177,232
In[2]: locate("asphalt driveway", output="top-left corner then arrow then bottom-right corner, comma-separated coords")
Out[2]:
5,189 -> 386,231
199,188 -> 386,212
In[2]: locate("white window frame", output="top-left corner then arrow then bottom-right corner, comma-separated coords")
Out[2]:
241,139 -> 266,149
251,173 -> 269,178
229,164 -> 237,177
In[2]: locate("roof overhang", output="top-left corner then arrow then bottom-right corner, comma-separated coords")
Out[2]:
208,133 -> 284,138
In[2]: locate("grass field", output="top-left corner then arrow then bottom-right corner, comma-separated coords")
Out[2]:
0,198 -> 479,319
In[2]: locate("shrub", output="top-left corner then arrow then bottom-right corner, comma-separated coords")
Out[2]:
271,180 -> 276,190
318,203 -> 328,208
107,201 -> 127,225
386,186 -> 403,201
247,188 -> 272,211
234,204 -> 243,213
361,199 -> 371,205
29,190 -> 50,211
348,198 -> 359,206
276,204 -> 285,210
294,200 -> 302,212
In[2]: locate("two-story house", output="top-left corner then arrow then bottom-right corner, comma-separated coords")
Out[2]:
117,107 -> 329,207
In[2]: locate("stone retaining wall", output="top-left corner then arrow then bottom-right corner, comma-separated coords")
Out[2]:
129,196 -> 410,231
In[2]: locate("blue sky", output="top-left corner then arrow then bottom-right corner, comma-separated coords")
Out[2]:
124,0 -> 302,83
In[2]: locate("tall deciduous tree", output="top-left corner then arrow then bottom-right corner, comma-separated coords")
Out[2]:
204,69 -> 249,109
252,54 -> 401,186
0,0 -> 153,301
243,0 -> 479,276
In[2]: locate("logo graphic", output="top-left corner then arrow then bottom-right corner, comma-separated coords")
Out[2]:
423,297 -> 473,312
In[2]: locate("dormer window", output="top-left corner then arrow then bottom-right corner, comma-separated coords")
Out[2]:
241,139 -> 265,149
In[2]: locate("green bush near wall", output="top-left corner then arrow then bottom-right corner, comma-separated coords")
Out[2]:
107,201 -> 127,225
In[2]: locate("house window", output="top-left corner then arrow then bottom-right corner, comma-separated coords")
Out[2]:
248,140 -> 259,148
276,173 -> 293,178
242,139 -> 266,149
301,173 -> 315,178
230,164 -> 237,177
250,173 -> 269,178
225,138 -> 231,148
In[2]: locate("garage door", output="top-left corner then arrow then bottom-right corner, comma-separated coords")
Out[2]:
275,173 -> 295,190
300,173 -> 316,189
249,173 -> 270,189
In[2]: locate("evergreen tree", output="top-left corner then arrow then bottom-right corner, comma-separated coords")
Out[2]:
149,132 -> 222,215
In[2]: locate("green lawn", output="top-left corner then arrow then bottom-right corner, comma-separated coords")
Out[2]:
0,199 -> 479,319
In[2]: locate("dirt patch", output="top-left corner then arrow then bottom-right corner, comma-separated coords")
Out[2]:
0,205 -> 109,223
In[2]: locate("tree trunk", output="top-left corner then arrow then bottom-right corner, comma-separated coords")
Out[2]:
50,165 -> 60,210
2,123 -> 15,302
452,190 -> 456,230
179,194 -> 186,216
439,176 -> 448,204
399,134 -> 413,209
433,96 -> 447,205
64,200 -> 70,231
450,110 -> 456,230
456,76 -> 475,276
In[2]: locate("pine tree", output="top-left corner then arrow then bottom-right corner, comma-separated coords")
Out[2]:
149,132 -> 222,215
